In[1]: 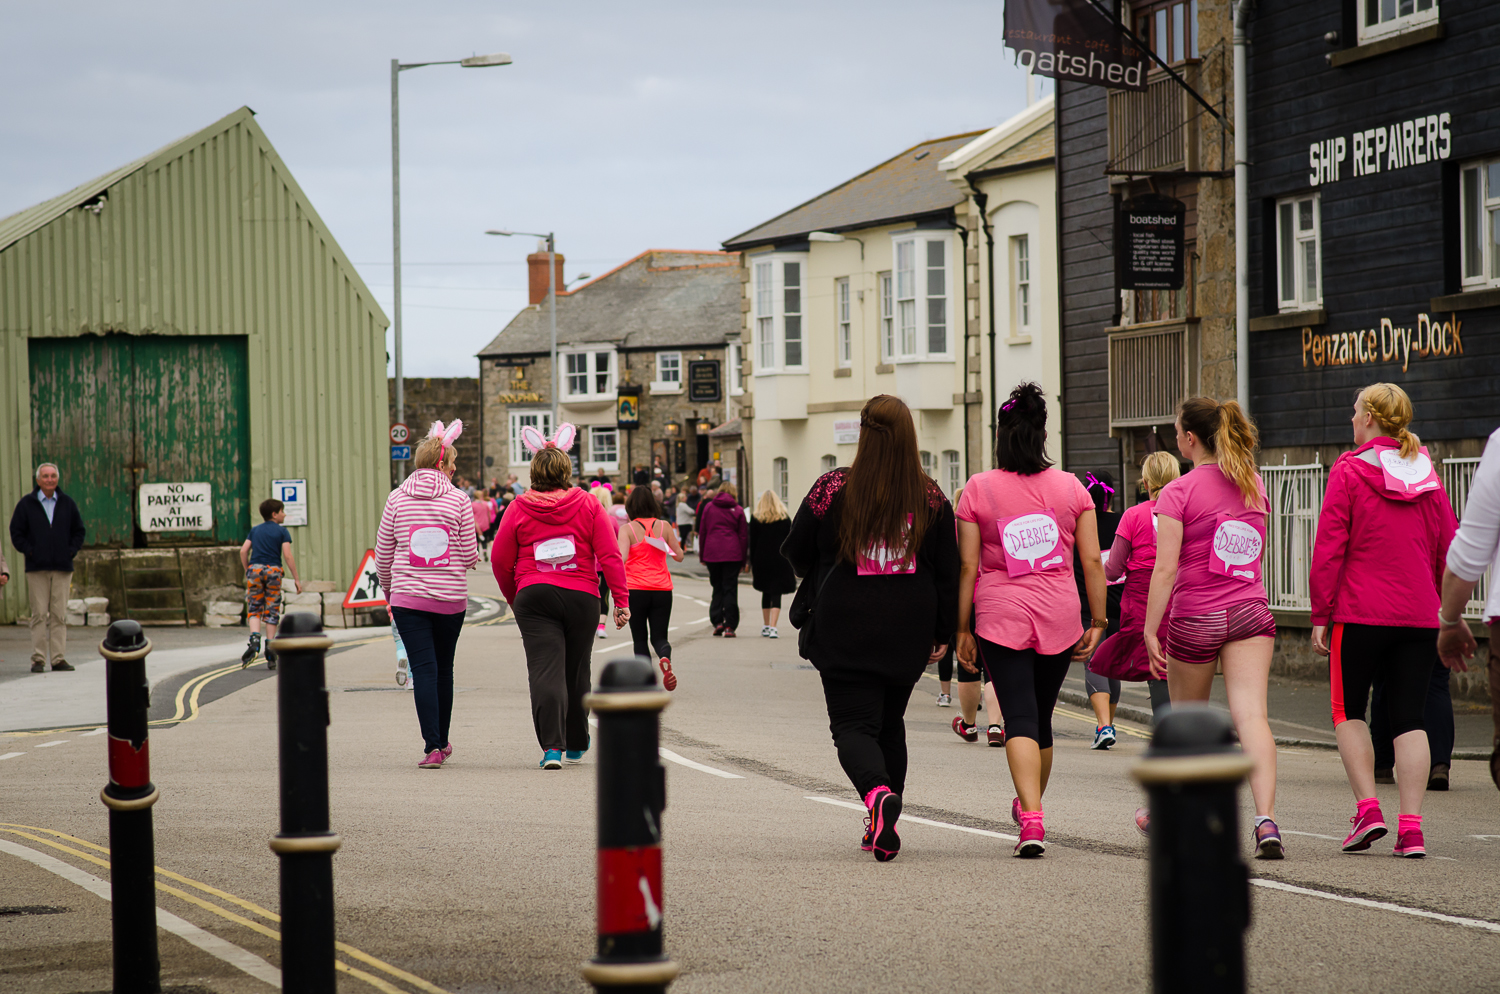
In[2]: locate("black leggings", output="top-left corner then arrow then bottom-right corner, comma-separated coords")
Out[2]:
1330,622 -> 1438,738
820,674 -> 917,799
598,573 -> 610,614
977,636 -> 1073,749
761,591 -> 783,610
628,589 -> 673,661
705,560 -> 741,631
512,584 -> 598,752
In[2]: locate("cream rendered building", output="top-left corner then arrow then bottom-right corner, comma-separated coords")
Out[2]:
722,101 -> 1059,509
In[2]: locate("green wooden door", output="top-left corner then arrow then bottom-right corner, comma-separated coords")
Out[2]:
29,336 -> 249,547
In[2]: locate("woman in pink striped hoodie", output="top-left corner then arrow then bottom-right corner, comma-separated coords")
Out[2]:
376,421 -> 479,770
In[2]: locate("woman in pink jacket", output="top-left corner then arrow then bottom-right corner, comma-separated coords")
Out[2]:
1310,383 -> 1457,858
375,421 -> 480,770
491,424 -> 629,770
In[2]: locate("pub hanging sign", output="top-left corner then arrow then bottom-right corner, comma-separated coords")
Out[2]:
1118,194 -> 1186,291
616,386 -> 641,431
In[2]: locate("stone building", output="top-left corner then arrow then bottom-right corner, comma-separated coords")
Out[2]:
387,377 -> 481,485
475,248 -> 744,487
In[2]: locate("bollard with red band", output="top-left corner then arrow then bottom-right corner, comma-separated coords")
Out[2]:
99,619 -> 162,994
581,657 -> 679,993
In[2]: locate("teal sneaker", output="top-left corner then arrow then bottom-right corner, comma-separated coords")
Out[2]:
540,749 -> 563,770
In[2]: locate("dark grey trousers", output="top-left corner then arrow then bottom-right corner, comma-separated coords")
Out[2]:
513,583 -> 599,752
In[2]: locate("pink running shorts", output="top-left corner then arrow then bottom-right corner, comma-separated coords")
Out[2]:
1165,600 -> 1276,665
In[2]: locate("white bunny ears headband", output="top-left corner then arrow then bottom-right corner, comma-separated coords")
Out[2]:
520,422 -> 577,455
427,420 -> 464,467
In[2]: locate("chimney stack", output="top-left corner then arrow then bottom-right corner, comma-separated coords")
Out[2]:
527,240 -> 565,306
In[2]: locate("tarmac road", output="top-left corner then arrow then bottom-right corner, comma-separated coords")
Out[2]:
3,568 -> 1499,994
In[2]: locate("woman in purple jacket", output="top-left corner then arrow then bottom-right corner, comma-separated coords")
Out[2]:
698,482 -> 749,636
1310,383 -> 1456,858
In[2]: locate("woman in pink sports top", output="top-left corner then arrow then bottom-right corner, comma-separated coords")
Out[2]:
1143,396 -> 1283,859
955,382 -> 1108,858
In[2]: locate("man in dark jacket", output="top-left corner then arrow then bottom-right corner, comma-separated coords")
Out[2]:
9,463 -> 86,672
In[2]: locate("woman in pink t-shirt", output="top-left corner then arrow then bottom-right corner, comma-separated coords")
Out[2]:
956,383 -> 1108,858
1143,396 -> 1282,858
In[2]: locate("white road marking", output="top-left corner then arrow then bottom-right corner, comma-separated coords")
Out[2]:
585,717 -> 744,779
673,594 -> 711,607
0,838 -> 282,987
658,748 -> 745,779
1283,830 -> 1340,840
668,627 -> 680,632
0,752 -> 23,761
806,796 -> 1020,842
1250,878 -> 1500,934
690,616 -> 710,624
34,740 -> 68,748
1470,835 -> 1500,841
80,727 -> 107,737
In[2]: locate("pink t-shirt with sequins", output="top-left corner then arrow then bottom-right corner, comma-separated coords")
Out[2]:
1153,464 -> 1269,617
957,467 -> 1094,655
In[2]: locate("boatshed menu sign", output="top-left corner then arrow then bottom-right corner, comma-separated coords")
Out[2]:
1118,194 -> 1186,290
1004,0 -> 1148,92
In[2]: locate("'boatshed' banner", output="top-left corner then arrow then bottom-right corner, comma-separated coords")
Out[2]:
1004,0 -> 1148,92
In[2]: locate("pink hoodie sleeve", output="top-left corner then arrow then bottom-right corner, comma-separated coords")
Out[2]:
592,503 -> 629,607
1309,459 -> 1354,626
491,508 -> 521,605
1105,533 -> 1132,583
456,499 -> 479,571
375,496 -> 398,598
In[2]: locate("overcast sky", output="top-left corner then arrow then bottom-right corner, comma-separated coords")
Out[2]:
2,1 -> 1044,377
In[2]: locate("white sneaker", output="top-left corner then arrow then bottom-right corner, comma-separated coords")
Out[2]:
761,626 -> 771,637
596,624 -> 607,640
767,627 -> 779,639
936,693 -> 952,707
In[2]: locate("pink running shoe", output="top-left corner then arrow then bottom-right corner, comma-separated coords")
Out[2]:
1134,807 -> 1151,836
659,657 -> 677,692
1393,816 -> 1426,858
1014,812 -> 1045,857
440,743 -> 454,761
418,749 -> 444,769
861,813 -> 873,852
1011,796 -> 1022,825
865,786 -> 902,862
1342,803 -> 1387,852
1253,819 -> 1284,860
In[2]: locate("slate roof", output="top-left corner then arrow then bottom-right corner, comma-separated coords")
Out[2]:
969,118 -> 1055,174
476,249 -> 741,357
721,130 -> 987,250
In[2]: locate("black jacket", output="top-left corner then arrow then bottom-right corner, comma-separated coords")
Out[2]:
9,487 -> 87,572
783,469 -> 959,683
749,516 -> 797,595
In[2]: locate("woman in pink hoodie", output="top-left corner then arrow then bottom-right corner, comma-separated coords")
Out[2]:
375,421 -> 480,770
1310,383 -> 1457,858
491,424 -> 629,770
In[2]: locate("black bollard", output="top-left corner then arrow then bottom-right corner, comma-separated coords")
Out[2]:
269,613 -> 339,994
99,620 -> 161,994
580,658 -> 679,994
1131,705 -> 1254,994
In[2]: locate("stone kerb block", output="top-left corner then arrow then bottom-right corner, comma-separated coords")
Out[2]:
304,580 -> 340,593
86,612 -> 111,626
84,597 -> 110,611
67,599 -> 85,612
66,612 -> 87,626
285,591 -> 323,606
203,613 -> 242,628
207,601 -> 244,618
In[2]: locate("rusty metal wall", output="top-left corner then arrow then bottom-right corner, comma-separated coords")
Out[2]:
0,107 -> 389,623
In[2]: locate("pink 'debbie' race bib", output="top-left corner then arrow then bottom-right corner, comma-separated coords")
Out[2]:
857,514 -> 915,575
1209,513 -> 1262,582
998,509 -> 1064,578
1375,445 -> 1441,494
534,536 -> 578,572
408,524 -> 453,568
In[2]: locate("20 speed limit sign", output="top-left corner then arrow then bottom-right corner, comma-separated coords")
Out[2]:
390,423 -> 410,444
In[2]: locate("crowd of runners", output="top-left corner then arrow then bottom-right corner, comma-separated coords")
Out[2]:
365,377 -> 1500,863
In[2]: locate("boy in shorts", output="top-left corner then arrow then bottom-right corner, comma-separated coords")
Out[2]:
239,499 -> 303,669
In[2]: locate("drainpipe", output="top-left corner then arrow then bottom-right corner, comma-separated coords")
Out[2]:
1234,0 -> 1252,410
957,221 -> 972,484
967,180 -> 996,468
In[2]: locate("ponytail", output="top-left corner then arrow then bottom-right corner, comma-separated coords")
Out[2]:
1178,396 -> 1264,510
1358,382 -> 1420,460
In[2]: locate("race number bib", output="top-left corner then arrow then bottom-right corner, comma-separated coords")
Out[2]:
998,509 -> 1065,578
534,536 -> 579,572
1375,445 -> 1441,495
857,542 -> 916,575
408,524 -> 452,568
1209,514 -> 1262,583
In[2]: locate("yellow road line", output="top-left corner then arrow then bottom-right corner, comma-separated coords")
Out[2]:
0,824 -> 450,994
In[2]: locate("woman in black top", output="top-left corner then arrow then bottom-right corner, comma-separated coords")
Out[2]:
749,489 -> 798,638
1073,471 -> 1125,748
783,395 -> 960,863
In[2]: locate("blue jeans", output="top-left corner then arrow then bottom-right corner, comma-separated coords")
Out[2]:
391,606 -> 465,753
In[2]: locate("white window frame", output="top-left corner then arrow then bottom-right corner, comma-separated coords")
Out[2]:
891,232 -> 954,360
879,271 -> 894,362
1012,235 -> 1033,333
1357,0 -> 1438,44
508,410 -> 554,466
1460,158 -> 1500,290
836,278 -> 852,367
773,457 -> 789,502
920,450 -> 934,477
943,449 -> 961,498
656,351 -> 682,384
561,346 -> 617,401
1276,194 -> 1322,311
820,454 -> 837,473
729,341 -> 745,395
585,426 -> 619,474
751,253 -> 810,374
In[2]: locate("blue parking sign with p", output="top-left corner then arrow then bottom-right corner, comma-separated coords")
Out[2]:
270,478 -> 309,527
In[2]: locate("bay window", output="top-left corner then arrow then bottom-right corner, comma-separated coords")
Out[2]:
562,348 -> 616,400
892,233 -> 953,359
750,253 -> 810,373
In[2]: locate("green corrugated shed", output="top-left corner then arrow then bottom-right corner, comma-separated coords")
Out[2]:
0,106 -> 390,623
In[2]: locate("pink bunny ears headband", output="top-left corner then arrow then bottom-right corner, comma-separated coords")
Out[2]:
427,420 -> 464,468
520,422 -> 577,455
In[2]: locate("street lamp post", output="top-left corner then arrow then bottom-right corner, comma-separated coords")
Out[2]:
486,229 -> 560,430
391,51 -> 511,478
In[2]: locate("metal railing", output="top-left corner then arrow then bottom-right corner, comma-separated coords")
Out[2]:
1261,460 -> 1325,612
1442,456 -> 1488,619
1109,323 -> 1190,427
1107,63 -> 1201,174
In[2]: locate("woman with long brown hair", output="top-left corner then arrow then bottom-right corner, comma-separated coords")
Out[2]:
784,395 -> 959,862
1143,396 -> 1283,857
